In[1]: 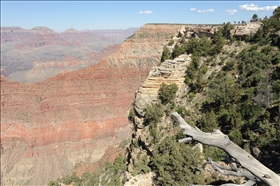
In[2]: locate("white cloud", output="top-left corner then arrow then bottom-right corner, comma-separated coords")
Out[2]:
225,9 -> 238,15
190,8 -> 196,11
197,9 -> 215,13
139,10 -> 154,14
239,4 -> 278,12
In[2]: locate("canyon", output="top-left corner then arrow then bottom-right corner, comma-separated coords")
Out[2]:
1,24 -> 185,185
1,26 -> 137,83
0,23 -> 262,185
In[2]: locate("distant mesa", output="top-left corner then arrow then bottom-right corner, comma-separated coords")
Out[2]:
0,26 -> 24,33
64,28 -> 79,33
1,26 -> 23,30
31,26 -> 55,33
32,26 -> 52,30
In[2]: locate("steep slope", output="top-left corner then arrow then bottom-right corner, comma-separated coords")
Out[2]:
40,14 -> 280,185
0,24 -> 185,185
125,22 -> 280,186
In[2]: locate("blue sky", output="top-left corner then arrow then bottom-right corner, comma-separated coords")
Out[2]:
1,1 -> 279,32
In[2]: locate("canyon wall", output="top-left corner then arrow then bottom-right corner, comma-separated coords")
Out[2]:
0,24 -> 184,185
0,23 -> 261,185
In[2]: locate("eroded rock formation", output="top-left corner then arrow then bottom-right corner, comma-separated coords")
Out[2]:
174,22 -> 261,40
0,23 -> 262,185
134,54 -> 192,116
0,24 -> 184,185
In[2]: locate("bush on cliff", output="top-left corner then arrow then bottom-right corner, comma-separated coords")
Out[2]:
144,103 -> 164,142
150,136 -> 205,185
158,83 -> 178,105
128,108 -> 136,122
171,43 -> 185,59
48,8 -> 280,186
185,36 -> 212,56
161,45 -> 171,62
144,103 -> 164,126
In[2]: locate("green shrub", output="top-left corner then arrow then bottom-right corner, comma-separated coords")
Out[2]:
150,136 -> 205,185
184,76 -> 191,84
197,110 -> 219,132
144,103 -> 164,126
169,101 -> 176,110
206,56 -> 215,64
62,175 -> 72,185
171,43 -> 185,59
229,130 -> 243,146
48,181 -> 55,186
222,60 -> 235,71
128,108 -> 135,121
176,106 -> 190,119
203,146 -> 226,161
168,39 -> 174,46
272,52 -> 280,64
158,83 -> 178,105
161,45 -> 171,62
189,92 -> 196,101
200,64 -> 208,74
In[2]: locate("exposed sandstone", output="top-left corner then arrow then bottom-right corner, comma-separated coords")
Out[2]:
134,54 -> 192,116
0,23 -> 262,185
234,22 -> 262,39
176,22 -> 261,40
0,23 -> 183,185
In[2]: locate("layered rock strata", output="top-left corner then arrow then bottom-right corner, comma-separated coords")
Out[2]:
0,23 -> 262,185
0,24 -> 184,185
134,54 -> 192,116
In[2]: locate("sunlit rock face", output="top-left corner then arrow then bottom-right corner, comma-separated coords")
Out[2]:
134,54 -> 192,116
0,23 -> 185,185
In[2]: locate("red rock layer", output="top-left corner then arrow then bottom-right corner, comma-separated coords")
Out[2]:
0,24 -> 185,185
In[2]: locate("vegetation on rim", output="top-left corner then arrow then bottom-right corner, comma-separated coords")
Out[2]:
49,7 -> 280,186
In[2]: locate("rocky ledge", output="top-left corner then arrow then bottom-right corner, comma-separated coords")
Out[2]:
134,54 -> 192,116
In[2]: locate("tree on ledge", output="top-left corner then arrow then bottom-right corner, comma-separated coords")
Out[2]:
252,14 -> 258,21
172,112 -> 280,186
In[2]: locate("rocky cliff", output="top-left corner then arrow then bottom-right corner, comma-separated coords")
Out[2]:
175,22 -> 261,39
0,24 -> 184,185
1,23 -> 262,185
134,54 -> 192,116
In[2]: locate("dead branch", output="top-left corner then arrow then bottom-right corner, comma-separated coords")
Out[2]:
172,112 -> 280,186
188,180 -> 256,186
205,157 -> 257,181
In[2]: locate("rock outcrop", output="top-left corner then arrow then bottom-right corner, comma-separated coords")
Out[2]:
174,22 -> 261,40
0,24 -> 184,185
134,54 -> 192,116
233,22 -> 262,39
